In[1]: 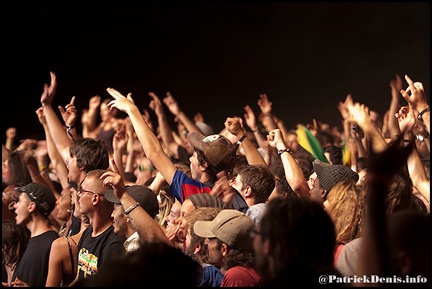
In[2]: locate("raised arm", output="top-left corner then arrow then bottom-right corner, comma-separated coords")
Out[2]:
257,93 -> 278,132
101,159 -> 172,245
148,91 -> 180,159
106,88 -> 177,185
344,94 -> 388,154
40,72 -> 73,161
58,96 -> 79,142
386,74 -> 403,142
243,104 -> 269,153
224,116 -> 266,165
400,75 -> 430,134
358,136 -> 414,283
162,91 -> 203,135
35,107 -> 69,190
396,105 -> 430,204
5,127 -> 16,151
267,128 -> 310,199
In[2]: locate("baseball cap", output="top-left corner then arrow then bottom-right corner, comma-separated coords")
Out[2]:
105,185 -> 159,219
16,182 -> 56,217
188,132 -> 237,173
193,209 -> 254,251
313,159 -> 359,192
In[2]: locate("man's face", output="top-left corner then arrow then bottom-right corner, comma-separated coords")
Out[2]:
111,204 -> 128,236
56,187 -> 73,222
176,199 -> 196,243
308,172 -> 325,204
66,154 -> 82,185
14,193 -> 32,225
189,151 -> 202,181
205,238 -> 224,267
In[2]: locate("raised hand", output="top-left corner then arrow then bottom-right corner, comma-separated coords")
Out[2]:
243,105 -> 258,131
89,95 -> 101,110
58,96 -> 77,127
162,91 -> 181,116
224,116 -> 245,137
257,93 -> 272,115
389,74 -> 403,97
40,71 -> 57,106
400,75 -> 427,111
267,129 -> 285,149
395,106 -> 416,136
35,107 -> 47,126
193,112 -> 204,123
5,127 -> 16,140
106,88 -> 136,114
148,92 -> 165,117
101,158 -> 126,200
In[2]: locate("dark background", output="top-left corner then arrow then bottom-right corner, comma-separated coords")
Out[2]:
2,2 -> 430,142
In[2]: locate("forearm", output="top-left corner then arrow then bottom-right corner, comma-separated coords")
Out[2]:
175,111 -> 202,135
43,124 -> 69,188
157,114 -> 178,157
359,120 -> 388,153
127,106 -> 176,183
119,192 -> 172,245
113,147 -> 127,183
238,135 -> 266,165
43,104 -> 73,160
5,137 -> 14,151
387,95 -> 401,141
407,146 -> 430,203
278,148 -> 310,199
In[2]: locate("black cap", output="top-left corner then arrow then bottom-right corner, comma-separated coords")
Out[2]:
16,182 -> 56,217
105,185 -> 159,219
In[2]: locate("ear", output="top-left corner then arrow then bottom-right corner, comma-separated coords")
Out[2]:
243,186 -> 252,198
321,189 -> 328,200
194,242 -> 202,255
28,201 -> 37,214
221,243 -> 229,256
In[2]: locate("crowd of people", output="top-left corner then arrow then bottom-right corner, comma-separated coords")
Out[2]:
2,71 -> 430,287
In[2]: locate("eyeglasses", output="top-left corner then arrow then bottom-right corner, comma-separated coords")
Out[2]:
77,188 -> 104,197
136,164 -> 155,172
249,228 -> 265,239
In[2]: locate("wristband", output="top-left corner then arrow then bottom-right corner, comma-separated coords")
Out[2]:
238,134 -> 247,143
277,148 -> 291,155
417,106 -> 430,120
124,202 -> 140,215
66,125 -> 76,139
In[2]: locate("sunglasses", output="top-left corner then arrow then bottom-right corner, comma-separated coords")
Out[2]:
137,164 -> 155,172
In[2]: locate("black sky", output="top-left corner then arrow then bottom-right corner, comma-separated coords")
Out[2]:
2,2 -> 430,142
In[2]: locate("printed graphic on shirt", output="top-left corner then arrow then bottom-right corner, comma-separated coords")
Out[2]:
77,248 -> 98,278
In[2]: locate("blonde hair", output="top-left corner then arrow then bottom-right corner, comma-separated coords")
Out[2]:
156,192 -> 175,226
325,180 -> 363,244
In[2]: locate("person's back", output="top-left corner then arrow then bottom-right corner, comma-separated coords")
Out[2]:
254,196 -> 342,286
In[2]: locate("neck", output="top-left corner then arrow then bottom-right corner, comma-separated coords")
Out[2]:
26,217 -> 52,237
89,215 -> 113,237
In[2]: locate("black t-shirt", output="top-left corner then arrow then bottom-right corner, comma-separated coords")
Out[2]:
76,225 -> 126,281
12,230 -> 59,287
